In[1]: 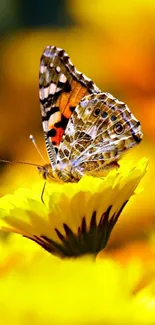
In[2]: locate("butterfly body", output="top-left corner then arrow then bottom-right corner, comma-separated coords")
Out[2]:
38,160 -> 119,183
39,46 -> 143,183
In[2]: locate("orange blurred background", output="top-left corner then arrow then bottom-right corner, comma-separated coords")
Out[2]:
0,0 -> 155,250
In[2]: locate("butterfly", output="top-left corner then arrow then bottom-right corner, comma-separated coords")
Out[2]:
38,46 -> 143,182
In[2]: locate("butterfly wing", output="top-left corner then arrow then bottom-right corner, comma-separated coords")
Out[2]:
39,46 -> 101,166
57,92 -> 142,177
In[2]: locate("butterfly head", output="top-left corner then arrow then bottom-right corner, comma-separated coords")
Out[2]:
37,163 -> 78,182
37,164 -> 58,182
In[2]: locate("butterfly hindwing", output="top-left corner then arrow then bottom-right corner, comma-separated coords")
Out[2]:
57,92 -> 141,175
39,46 -> 101,159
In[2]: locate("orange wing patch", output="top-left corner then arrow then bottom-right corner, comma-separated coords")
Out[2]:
58,80 -> 89,119
48,80 -> 90,146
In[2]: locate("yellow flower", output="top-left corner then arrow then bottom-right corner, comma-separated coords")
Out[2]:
0,234 -> 155,325
0,158 -> 148,258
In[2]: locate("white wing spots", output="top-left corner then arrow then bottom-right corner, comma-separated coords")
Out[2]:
57,47 -> 63,52
83,75 -> 91,82
66,123 -> 75,136
56,66 -> 61,73
40,64 -> 46,74
44,47 -> 53,57
68,58 -> 73,65
80,99 -> 89,108
106,92 -> 115,100
46,106 -> 53,112
39,88 -> 44,100
130,113 -> 135,119
42,121 -> 49,132
87,126 -> 98,139
59,74 -> 67,83
49,83 -> 57,95
56,87 -> 62,93
43,86 -> 49,99
46,70 -> 50,83
115,99 -> 125,105
50,62 -> 54,68
48,111 -> 61,127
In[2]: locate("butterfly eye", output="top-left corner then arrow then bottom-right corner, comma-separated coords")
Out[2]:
114,122 -> 124,134
93,108 -> 100,117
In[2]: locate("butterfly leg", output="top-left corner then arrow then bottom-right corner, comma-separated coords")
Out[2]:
41,181 -> 46,204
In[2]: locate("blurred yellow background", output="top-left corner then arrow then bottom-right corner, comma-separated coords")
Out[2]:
0,0 -> 155,249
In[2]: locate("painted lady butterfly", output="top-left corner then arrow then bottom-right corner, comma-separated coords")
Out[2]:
38,46 -> 143,182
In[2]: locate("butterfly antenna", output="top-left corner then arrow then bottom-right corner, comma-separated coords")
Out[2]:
0,159 -> 43,168
29,135 -> 46,163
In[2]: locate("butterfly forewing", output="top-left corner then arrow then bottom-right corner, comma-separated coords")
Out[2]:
39,46 -> 101,157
